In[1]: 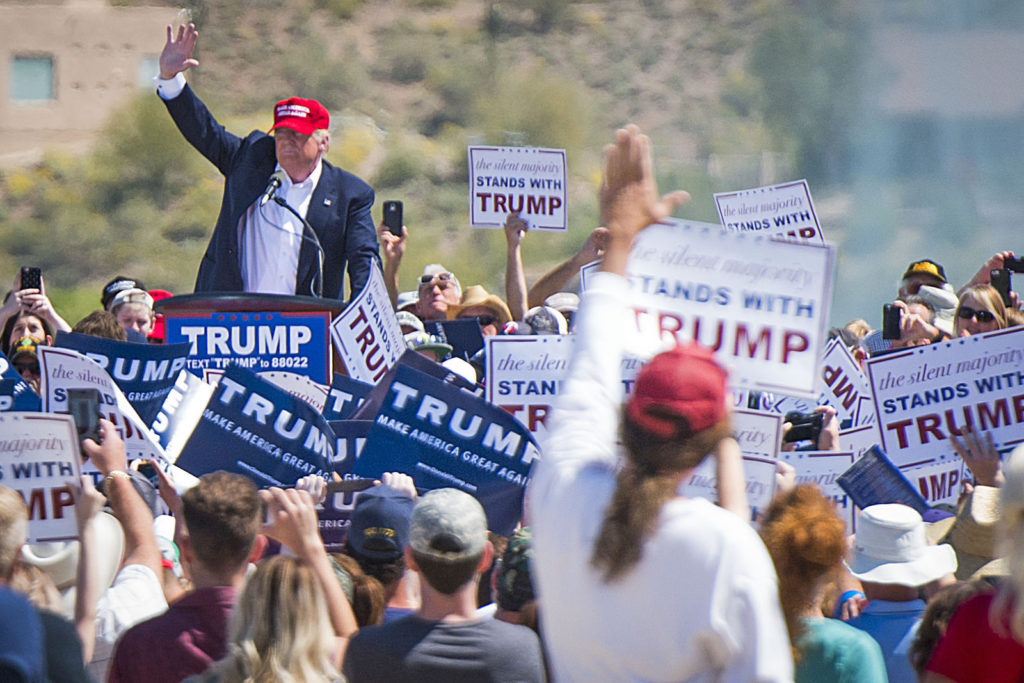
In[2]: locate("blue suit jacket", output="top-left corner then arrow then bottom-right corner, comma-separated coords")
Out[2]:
163,85 -> 380,300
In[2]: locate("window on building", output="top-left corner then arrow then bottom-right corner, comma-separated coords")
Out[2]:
10,56 -> 55,101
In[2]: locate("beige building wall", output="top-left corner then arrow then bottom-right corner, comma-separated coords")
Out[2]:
0,0 -> 174,166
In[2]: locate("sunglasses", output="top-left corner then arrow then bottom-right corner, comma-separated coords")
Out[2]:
14,362 -> 39,375
957,306 -> 996,323
419,273 -> 455,289
475,315 -> 497,327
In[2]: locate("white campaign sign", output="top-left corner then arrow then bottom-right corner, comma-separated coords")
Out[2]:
608,219 -> 834,396
901,456 -> 965,508
839,423 -> 884,461
682,454 -> 778,523
767,339 -> 876,430
865,327 -> 1024,468
0,413 -> 82,542
714,179 -> 824,243
732,409 -> 782,459
260,372 -> 329,412
38,347 -> 164,461
485,335 -> 644,439
331,265 -> 406,384
778,450 -> 856,531
468,146 -> 568,231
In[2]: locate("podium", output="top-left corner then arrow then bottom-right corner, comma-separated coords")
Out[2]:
155,293 -> 345,384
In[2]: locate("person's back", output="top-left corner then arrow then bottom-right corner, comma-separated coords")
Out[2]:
108,472 -> 263,683
343,489 -> 544,682
346,613 -> 540,682
534,484 -> 783,681
529,125 -> 791,682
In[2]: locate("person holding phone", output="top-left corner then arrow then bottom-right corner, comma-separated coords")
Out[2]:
954,284 -> 1008,337
0,269 -> 71,354
155,23 -> 380,301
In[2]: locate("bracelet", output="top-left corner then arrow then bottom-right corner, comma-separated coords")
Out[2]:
104,470 -> 131,485
833,590 -> 866,618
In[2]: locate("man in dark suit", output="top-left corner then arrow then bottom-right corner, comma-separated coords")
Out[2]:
156,23 -> 380,301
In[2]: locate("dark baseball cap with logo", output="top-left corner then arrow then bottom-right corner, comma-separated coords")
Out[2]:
346,485 -> 414,562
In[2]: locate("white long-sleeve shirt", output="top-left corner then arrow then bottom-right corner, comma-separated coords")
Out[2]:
528,271 -> 794,682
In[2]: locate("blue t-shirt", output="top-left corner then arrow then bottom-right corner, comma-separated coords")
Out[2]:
846,599 -> 924,683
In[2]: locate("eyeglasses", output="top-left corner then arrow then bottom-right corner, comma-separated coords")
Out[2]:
419,273 -> 455,289
14,362 -> 39,376
957,306 -> 996,323
475,315 -> 497,328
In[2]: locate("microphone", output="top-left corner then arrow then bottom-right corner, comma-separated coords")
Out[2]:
259,170 -> 287,207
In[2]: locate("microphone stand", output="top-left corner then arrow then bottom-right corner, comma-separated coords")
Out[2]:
272,195 -> 325,298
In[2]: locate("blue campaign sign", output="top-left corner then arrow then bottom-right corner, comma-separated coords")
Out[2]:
352,350 -> 480,422
351,364 -> 537,535
323,375 -> 373,422
165,312 -> 331,384
0,379 -> 40,412
174,365 -> 335,488
424,319 -> 485,361
55,332 -> 190,427
318,420 -> 374,550
328,419 -> 373,475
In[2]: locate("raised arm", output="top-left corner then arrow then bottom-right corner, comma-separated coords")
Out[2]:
527,227 -> 609,308
377,221 -> 407,307
260,487 -> 358,664
81,420 -> 162,579
503,213 -> 529,321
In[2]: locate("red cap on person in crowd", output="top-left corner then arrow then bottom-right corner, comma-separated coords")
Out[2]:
625,343 -> 728,439
269,97 -> 330,137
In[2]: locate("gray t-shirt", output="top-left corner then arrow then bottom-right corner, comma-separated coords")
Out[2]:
343,614 -> 545,682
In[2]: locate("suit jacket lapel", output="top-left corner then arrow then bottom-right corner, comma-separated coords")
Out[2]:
296,166 -> 337,295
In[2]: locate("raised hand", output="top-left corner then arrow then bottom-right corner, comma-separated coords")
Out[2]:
159,23 -> 199,80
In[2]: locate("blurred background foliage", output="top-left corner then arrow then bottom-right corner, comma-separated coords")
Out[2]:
2,0 -> 1023,326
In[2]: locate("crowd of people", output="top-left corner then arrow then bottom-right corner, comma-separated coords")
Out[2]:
1,20 -> 1023,683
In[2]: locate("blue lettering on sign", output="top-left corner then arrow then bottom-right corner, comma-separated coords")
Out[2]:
165,312 -> 330,383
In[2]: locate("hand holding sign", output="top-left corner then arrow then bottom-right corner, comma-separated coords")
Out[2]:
600,125 -> 689,260
260,487 -> 322,557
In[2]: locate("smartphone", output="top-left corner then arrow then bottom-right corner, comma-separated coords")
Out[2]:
991,268 -> 1013,307
882,303 -> 901,340
136,462 -> 160,489
67,388 -> 103,445
383,200 -> 403,234
1004,255 -> 1024,274
19,266 -> 41,291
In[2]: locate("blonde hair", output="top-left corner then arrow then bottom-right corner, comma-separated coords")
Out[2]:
0,486 -> 28,579
211,555 -> 339,683
590,413 -> 732,581
993,445 -> 1024,642
954,284 -> 1008,336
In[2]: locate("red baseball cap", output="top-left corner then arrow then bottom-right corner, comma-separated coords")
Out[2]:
269,97 -> 330,136
625,343 -> 728,438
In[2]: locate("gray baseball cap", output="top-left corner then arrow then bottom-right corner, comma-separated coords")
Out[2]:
409,489 -> 487,562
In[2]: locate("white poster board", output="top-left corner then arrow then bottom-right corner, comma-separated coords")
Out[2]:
714,179 -> 824,243
778,450 -> 856,531
606,218 -> 835,396
0,412 -> 82,542
682,454 -> 778,523
331,265 -> 406,384
485,335 -> 643,439
732,409 -> 783,460
38,347 -> 164,461
865,327 -> 1024,468
468,146 -> 567,231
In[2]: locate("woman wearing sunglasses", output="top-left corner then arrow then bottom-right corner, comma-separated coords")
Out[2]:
954,284 -> 1008,337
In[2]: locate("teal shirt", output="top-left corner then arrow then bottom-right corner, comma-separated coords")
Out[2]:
796,617 -> 889,683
